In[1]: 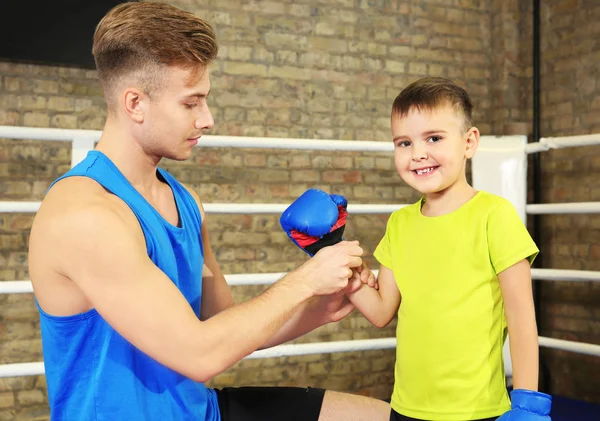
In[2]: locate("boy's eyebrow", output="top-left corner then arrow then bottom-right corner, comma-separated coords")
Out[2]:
421,129 -> 447,136
392,129 -> 448,142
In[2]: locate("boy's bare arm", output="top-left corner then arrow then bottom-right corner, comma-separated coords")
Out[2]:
498,258 -> 539,391
347,265 -> 401,328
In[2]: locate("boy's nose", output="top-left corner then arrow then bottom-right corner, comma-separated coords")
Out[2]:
411,147 -> 427,161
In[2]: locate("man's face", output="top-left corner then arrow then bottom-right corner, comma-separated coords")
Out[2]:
138,65 -> 214,161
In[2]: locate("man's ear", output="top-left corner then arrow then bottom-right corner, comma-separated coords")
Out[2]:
465,126 -> 480,159
123,87 -> 147,123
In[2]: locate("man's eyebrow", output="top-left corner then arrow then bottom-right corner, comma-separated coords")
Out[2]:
184,89 -> 211,99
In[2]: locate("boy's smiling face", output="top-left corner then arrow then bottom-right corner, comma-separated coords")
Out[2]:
391,102 -> 479,196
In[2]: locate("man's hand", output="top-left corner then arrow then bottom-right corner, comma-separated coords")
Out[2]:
258,274 -> 359,350
312,290 -> 356,324
304,257 -> 371,325
295,240 -> 363,296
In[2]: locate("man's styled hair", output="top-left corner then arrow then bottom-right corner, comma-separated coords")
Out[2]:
92,1 -> 218,108
392,77 -> 474,131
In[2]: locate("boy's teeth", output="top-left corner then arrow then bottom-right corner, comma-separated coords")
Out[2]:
416,167 -> 434,174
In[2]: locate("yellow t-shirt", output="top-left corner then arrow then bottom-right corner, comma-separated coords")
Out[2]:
373,191 -> 539,421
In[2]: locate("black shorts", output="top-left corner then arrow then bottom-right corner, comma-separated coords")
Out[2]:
390,408 -> 497,421
215,386 -> 326,421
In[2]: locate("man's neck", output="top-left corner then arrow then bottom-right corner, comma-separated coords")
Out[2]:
95,118 -> 163,194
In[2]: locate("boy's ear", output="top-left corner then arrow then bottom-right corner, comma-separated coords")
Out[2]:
464,126 -> 480,159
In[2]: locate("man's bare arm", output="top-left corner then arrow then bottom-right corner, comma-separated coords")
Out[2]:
198,216 -> 235,320
181,187 -> 235,320
259,291 -> 356,349
42,200 -> 362,383
185,185 -> 357,348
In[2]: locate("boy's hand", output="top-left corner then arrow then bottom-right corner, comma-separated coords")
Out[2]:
354,262 -> 378,290
347,269 -> 365,294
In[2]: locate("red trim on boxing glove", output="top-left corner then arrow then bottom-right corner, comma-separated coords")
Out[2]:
290,206 -> 347,248
330,206 -> 347,232
290,230 -> 319,247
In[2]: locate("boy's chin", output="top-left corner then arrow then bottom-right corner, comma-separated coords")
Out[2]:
419,188 -> 443,196
401,178 -> 440,195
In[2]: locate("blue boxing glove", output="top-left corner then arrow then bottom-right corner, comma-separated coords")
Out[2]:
280,188 -> 347,256
497,389 -> 552,420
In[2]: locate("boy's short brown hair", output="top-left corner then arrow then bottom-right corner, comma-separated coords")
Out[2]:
92,1 -> 218,108
392,77 -> 474,131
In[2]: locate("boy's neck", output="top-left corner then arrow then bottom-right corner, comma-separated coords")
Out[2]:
421,182 -> 478,217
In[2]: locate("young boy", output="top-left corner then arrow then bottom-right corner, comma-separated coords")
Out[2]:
346,77 -> 553,420
279,76 -> 555,420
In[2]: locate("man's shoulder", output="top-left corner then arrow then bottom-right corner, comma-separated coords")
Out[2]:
46,174 -> 103,196
30,176 -> 145,289
44,175 -> 122,209
37,176 -> 138,237
177,182 -> 205,220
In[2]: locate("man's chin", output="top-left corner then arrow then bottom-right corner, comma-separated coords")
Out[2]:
163,149 -> 194,162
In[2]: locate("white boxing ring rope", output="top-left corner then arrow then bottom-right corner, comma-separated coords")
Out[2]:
1,125 -> 600,380
4,200 -> 600,217
4,268 -> 600,295
2,335 -> 599,380
2,124 -> 600,153
0,202 -> 405,215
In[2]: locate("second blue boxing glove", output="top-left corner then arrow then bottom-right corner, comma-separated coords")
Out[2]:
497,389 -> 552,420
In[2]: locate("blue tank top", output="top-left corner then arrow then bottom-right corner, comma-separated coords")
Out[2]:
36,150 -> 220,421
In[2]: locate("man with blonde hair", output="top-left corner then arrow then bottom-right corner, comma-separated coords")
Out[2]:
28,2 -> 391,421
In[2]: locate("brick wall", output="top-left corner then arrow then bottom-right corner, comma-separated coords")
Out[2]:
487,0 -> 600,404
0,1 -> 495,417
519,0 -> 600,403
490,0 -> 530,133
2,0 -> 596,418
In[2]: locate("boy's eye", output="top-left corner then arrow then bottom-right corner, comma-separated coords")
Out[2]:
395,140 -> 411,148
428,136 -> 442,142
185,103 -> 198,109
